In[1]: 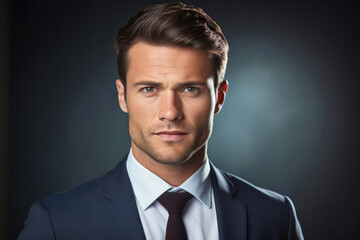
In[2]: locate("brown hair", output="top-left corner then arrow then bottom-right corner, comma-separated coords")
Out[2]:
115,2 -> 228,89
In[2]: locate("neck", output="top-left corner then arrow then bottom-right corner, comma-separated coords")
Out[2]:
132,146 -> 207,187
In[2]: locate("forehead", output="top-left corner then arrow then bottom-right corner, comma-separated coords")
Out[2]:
126,41 -> 214,81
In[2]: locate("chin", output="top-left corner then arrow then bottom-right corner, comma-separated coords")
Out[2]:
150,152 -> 191,165
132,138 -> 203,166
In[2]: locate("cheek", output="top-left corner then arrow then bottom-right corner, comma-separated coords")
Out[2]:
184,99 -> 214,127
128,94 -> 150,115
127,99 -> 156,128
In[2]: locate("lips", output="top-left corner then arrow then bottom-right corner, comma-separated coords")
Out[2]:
154,131 -> 188,141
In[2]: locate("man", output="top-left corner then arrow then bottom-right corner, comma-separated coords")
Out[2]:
19,2 -> 303,239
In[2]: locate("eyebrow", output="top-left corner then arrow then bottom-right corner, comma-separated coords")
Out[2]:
133,81 -> 207,87
133,81 -> 162,87
178,81 -> 207,87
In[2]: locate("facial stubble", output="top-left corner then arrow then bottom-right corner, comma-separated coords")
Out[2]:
129,114 -> 213,166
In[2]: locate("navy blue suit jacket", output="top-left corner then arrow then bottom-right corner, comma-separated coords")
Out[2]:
19,156 -> 304,239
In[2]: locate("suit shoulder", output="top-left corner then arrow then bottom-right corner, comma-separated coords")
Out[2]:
221,171 -> 304,239
41,173 -> 107,210
220,170 -> 288,208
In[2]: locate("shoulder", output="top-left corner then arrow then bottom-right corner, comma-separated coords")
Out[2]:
41,157 -> 129,210
211,164 -> 288,205
225,170 -> 288,204
19,158 -> 133,238
35,158 -> 126,218
212,166 -> 303,239
19,173 -> 110,239
42,173 -> 107,210
218,168 -> 294,215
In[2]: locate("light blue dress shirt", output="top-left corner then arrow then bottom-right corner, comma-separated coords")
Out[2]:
126,149 -> 219,240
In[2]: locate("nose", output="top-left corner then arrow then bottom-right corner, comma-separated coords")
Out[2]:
158,91 -> 184,122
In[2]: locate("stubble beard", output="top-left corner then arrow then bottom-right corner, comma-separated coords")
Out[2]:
130,123 -> 210,166
131,134 -> 200,166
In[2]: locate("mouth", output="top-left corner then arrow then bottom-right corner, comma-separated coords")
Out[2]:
154,131 -> 188,141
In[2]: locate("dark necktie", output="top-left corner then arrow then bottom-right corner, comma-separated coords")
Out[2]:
157,191 -> 193,240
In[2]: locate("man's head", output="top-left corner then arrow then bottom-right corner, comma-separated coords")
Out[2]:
115,2 -> 229,181
115,2 -> 228,91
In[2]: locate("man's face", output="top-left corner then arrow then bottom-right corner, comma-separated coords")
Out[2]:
116,41 -> 227,166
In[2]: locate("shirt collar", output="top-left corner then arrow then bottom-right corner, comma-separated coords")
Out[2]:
126,149 -> 212,210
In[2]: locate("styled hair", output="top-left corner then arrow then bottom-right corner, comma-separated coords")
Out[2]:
114,2 -> 228,89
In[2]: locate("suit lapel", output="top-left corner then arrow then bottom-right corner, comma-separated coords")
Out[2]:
211,164 -> 247,240
101,156 -> 146,240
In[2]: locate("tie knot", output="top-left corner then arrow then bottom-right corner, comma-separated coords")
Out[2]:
158,191 -> 193,214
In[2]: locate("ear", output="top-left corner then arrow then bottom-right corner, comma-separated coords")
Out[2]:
116,79 -> 128,113
214,80 -> 228,114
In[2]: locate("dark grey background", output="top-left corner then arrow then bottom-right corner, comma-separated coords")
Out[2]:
2,0 -> 360,239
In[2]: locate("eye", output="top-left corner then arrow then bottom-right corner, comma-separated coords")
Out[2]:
184,87 -> 198,93
141,87 -> 156,93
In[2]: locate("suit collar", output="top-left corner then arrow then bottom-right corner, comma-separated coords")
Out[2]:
210,163 -> 248,240
103,154 -> 132,200
101,155 -> 146,239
